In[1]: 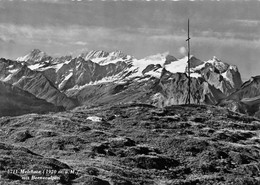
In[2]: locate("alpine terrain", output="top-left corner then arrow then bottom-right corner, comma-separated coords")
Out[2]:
0,49 -> 244,116
0,103 -> 260,184
0,49 -> 260,185
219,76 -> 260,118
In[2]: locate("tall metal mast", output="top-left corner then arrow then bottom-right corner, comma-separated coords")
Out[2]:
186,19 -> 191,105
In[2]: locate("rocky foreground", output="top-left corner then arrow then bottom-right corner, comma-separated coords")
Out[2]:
0,103 -> 260,185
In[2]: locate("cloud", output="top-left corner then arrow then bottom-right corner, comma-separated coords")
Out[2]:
1,22 -> 259,55
0,24 -> 78,41
150,32 -> 260,48
135,27 -> 171,35
234,19 -> 260,27
179,46 -> 187,56
74,41 -> 88,46
0,36 -> 15,44
0,23 -> 150,56
2,0 -> 69,3
150,34 -> 186,42
0,24 -> 116,44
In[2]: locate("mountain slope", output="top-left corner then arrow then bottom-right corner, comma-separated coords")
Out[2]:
65,71 -> 225,108
0,58 -> 78,110
16,49 -> 242,95
16,49 -> 51,65
1,103 -> 260,184
13,49 -> 242,109
154,70 -> 226,106
192,56 -> 242,95
0,81 -> 63,116
219,76 -> 260,118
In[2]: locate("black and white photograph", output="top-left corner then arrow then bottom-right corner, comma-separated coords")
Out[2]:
0,0 -> 260,184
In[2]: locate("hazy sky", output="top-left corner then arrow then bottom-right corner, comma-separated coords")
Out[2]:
0,0 -> 260,80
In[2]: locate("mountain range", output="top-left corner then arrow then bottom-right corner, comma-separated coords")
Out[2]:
2,48 -> 260,117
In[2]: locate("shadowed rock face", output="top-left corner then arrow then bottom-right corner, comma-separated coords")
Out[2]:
0,103 -> 260,184
0,81 -> 63,117
195,57 -> 242,95
65,72 -> 225,109
154,70 -> 225,106
219,76 -> 260,118
0,58 -> 78,110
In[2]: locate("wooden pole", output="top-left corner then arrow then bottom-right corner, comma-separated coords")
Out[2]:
186,19 -> 191,105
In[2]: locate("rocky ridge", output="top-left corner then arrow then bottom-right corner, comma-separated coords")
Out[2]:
1,49 -> 241,110
0,58 -> 78,110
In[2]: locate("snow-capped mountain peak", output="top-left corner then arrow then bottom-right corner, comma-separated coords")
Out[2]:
13,49 -> 242,96
80,50 -> 109,60
109,50 -> 127,59
78,50 -> 132,65
206,56 -> 229,73
143,52 -> 169,60
16,49 -> 49,65
0,48 -> 244,113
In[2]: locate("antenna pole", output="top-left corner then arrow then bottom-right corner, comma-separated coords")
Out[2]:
186,19 -> 191,105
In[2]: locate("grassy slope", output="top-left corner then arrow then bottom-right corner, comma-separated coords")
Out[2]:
0,103 -> 260,184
